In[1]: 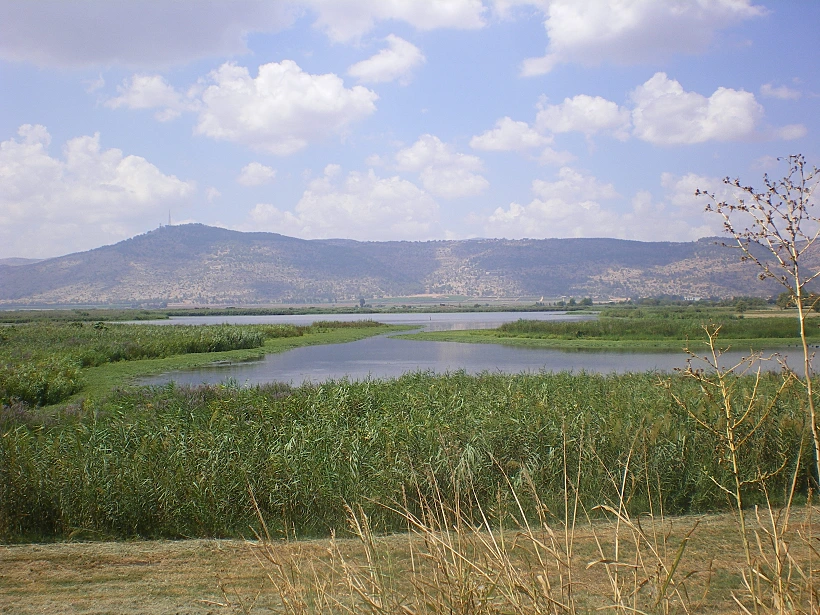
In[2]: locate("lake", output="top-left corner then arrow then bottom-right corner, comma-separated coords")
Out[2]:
138,312 -> 795,386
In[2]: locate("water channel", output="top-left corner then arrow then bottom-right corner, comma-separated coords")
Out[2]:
138,312 -> 797,386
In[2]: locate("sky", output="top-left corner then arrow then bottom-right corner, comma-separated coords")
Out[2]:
0,0 -> 817,259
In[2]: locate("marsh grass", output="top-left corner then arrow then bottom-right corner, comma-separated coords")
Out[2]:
0,320 -> 386,406
0,322 -> 274,405
497,317 -> 812,342
402,313 -> 819,351
0,369 -> 810,542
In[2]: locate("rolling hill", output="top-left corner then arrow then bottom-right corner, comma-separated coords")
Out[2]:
0,224 -> 793,306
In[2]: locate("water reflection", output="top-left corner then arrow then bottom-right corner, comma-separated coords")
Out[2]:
131,310 -> 593,331
137,311 -> 798,386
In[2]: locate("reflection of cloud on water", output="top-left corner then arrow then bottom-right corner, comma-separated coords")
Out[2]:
141,341 -> 796,388
136,311 -> 794,387
432,340 -> 482,368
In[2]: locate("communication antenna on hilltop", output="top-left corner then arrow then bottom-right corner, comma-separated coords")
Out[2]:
168,210 -> 172,226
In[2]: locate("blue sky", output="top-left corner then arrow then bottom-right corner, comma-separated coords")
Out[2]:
0,0 -> 817,258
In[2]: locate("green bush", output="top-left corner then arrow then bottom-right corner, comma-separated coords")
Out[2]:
0,358 -> 85,406
0,323 -> 267,406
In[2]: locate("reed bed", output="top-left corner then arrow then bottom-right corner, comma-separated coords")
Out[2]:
0,322 -> 281,405
0,370 -> 809,542
0,321 -> 384,406
497,316 -> 812,341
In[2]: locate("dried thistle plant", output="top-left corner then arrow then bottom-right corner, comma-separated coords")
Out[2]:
698,154 -> 820,487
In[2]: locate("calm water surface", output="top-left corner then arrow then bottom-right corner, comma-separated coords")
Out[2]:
132,311 -> 589,331
138,312 -> 794,386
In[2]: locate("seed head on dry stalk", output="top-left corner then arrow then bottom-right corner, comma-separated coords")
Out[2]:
697,154 -> 820,488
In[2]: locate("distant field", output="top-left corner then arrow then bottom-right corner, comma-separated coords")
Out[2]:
0,302 -> 574,323
401,309 -> 815,350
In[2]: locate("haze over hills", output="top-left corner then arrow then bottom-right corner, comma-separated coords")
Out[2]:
0,224 -> 793,307
0,258 -> 43,267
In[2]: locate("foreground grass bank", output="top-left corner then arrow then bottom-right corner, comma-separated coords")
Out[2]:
1,370 -> 809,542
1,507 -> 813,614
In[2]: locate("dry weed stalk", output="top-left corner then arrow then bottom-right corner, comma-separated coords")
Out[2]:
698,154 -> 820,488
246,435 -> 709,615
247,464 -> 591,614
665,325 -> 818,614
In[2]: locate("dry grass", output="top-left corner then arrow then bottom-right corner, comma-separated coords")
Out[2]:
2,507 -> 816,615
0,539 -> 275,614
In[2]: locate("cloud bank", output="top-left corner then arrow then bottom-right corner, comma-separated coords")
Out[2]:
248,165 -> 439,240
0,125 -> 195,257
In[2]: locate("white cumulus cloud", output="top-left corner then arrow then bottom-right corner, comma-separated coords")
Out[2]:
348,34 -> 425,85
630,72 -> 764,145
238,162 -> 277,186
105,74 -> 197,121
484,166 -> 723,242
519,0 -> 765,76
518,73 -> 802,146
486,167 -> 621,238
396,134 -> 489,198
470,117 -> 551,151
247,166 -> 439,240
300,0 -> 486,42
536,94 -> 630,139
760,83 -> 802,100
0,125 -> 195,258
195,60 -> 378,155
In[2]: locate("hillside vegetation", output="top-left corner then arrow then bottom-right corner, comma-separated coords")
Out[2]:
0,223 -> 803,306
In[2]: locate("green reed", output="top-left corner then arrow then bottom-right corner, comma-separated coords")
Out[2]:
0,322 -> 297,405
497,316 -> 812,340
0,370 -> 808,541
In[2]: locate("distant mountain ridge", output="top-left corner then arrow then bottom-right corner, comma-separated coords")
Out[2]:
0,258 -> 43,267
0,224 -> 794,306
